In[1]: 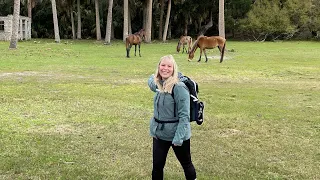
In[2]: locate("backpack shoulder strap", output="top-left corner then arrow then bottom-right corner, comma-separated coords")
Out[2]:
171,81 -> 184,98
171,84 -> 175,99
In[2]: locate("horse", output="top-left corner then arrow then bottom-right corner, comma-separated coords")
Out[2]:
188,35 -> 226,63
176,36 -> 192,53
125,29 -> 145,58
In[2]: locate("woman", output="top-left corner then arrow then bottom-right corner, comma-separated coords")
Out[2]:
147,55 -> 197,180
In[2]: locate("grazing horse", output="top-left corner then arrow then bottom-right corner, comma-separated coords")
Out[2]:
176,36 -> 192,53
126,29 -> 145,58
188,35 -> 226,63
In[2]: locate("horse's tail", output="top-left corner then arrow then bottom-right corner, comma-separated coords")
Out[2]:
220,39 -> 226,63
176,41 -> 181,52
125,37 -> 130,49
125,37 -> 130,58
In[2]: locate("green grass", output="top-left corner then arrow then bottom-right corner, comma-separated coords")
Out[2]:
0,39 -> 319,180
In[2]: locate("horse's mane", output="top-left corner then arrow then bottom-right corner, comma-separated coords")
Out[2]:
189,36 -> 202,54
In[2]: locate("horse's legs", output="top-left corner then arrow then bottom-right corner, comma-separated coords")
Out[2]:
134,45 -> 137,56
138,44 -> 141,57
186,43 -> 189,53
126,44 -> 132,58
220,42 -> 226,63
218,46 -> 222,53
185,43 -> 189,53
204,49 -> 208,62
197,48 -> 202,62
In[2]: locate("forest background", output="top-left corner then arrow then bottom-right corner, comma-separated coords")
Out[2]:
1,0 -> 320,42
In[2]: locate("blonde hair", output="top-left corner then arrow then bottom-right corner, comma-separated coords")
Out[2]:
154,55 -> 179,94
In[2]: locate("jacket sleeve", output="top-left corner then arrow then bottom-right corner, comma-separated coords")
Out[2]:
172,83 -> 190,146
148,74 -> 158,92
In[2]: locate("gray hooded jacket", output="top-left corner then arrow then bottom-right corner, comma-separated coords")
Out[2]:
148,74 -> 191,146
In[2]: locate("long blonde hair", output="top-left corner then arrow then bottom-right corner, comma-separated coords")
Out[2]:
154,55 -> 179,94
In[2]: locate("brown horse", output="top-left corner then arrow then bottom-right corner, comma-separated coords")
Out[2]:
188,35 -> 226,63
176,36 -> 192,53
126,29 -> 145,58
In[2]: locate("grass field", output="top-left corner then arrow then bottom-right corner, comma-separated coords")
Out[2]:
0,39 -> 319,180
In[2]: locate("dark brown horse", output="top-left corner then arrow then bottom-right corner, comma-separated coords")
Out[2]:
176,35 -> 192,53
126,29 -> 145,58
188,35 -> 226,63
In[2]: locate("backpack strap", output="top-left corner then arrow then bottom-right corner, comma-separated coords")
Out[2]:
171,83 -> 189,118
171,84 -> 177,117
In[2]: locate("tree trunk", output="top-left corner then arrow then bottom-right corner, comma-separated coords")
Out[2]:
123,0 -> 128,42
184,18 -> 188,35
158,0 -> 164,40
95,0 -> 101,40
71,8 -> 75,39
51,0 -> 60,43
143,4 -> 147,30
198,11 -> 213,36
128,10 -> 132,35
145,0 -> 153,42
219,0 -> 225,38
9,0 -> 20,49
77,0 -> 81,39
105,0 -> 113,44
27,0 -> 32,20
162,0 -> 171,42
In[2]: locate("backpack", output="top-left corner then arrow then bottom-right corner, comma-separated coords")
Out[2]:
172,75 -> 205,125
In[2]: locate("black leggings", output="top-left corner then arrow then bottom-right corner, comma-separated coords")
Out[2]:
152,138 -> 196,180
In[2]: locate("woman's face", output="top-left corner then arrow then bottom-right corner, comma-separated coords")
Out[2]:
158,58 -> 174,80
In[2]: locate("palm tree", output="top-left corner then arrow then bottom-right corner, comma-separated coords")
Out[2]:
162,0 -> 171,42
219,0 -> 225,38
9,0 -> 20,49
95,0 -> 101,40
123,0 -> 128,41
51,0 -> 60,43
105,0 -> 113,44
27,0 -> 36,20
77,0 -> 81,39
145,0 -> 152,42
158,0 -> 164,40
70,4 -> 75,39
60,0 -> 75,39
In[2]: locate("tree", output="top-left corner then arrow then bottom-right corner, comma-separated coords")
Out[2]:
240,0 -> 295,41
224,0 -> 252,38
284,0 -> 312,38
70,4 -> 76,39
123,0 -> 129,41
9,0 -> 20,49
105,0 -> 114,44
219,0 -> 225,38
95,0 -> 101,40
51,0 -> 60,43
158,0 -> 164,40
77,0 -> 81,39
310,0 -> 320,37
27,0 -> 36,20
145,0 -> 152,42
198,11 -> 213,36
162,0 -> 171,42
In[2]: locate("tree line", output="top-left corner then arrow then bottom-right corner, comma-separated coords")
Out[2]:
2,0 -> 320,45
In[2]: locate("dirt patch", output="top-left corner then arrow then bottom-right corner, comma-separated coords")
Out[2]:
208,55 -> 232,60
0,71 -> 40,77
218,128 -> 242,137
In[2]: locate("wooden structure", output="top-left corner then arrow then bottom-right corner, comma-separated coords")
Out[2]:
0,15 -> 31,41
